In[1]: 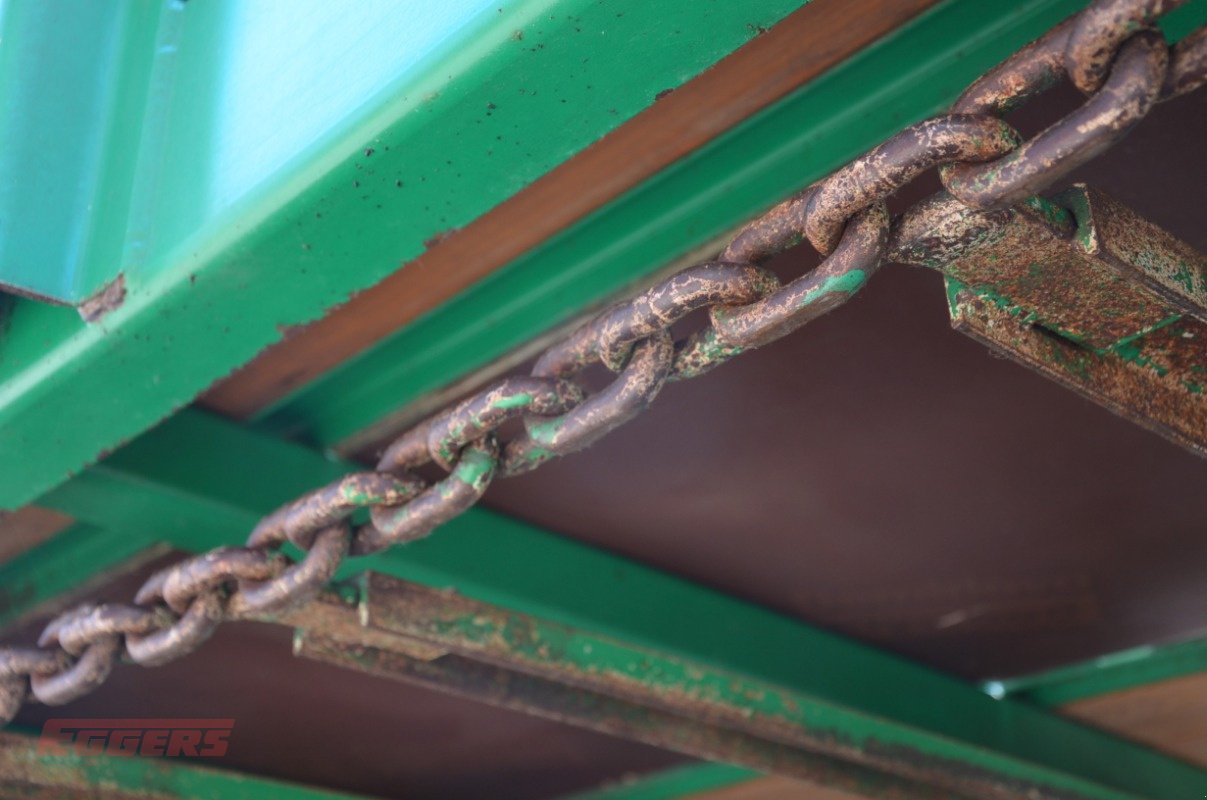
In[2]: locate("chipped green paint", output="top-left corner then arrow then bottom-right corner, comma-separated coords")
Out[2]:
1170,259 -> 1197,295
798,269 -> 869,309
452,445 -> 495,489
30,410 -> 1207,798
947,278 -> 1040,328
526,415 -> 567,447
1022,194 -> 1074,231
493,392 -> 535,410
1110,336 -> 1171,377
1110,314 -> 1182,351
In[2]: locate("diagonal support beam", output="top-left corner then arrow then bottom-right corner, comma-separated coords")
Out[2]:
288,574 -> 1207,800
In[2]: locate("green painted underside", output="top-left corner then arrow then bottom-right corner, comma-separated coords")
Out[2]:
0,0 -> 801,509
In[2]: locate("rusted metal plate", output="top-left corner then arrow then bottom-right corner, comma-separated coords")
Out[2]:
946,280 -> 1207,456
890,184 -> 1207,454
893,187 -> 1207,352
1071,186 -> 1207,321
284,574 -> 1207,800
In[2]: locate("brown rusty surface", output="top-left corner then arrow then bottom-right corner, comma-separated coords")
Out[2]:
306,575 -> 1145,800
3,7 -> 1205,799
296,632 -> 965,800
1165,26 -> 1207,96
536,263 -> 778,377
0,732 -> 163,799
804,116 -> 1018,255
944,30 -> 1168,209
500,332 -> 674,478
948,282 -> 1207,456
1064,0 -> 1184,94
1073,185 -> 1207,319
894,187 -> 1206,353
711,204 -> 889,350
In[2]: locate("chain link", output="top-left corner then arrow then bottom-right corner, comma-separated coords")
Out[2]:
1,0 -> 1203,722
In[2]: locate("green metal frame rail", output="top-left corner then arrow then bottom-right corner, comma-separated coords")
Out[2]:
561,635 -> 1207,799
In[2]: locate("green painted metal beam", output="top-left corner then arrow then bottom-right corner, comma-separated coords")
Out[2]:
574,630 -> 1207,799
30,409 -> 1207,799
0,0 -> 801,510
986,636 -> 1207,707
0,524 -> 160,631
565,626 -> 1207,800
253,0 -> 1207,449
0,730 -> 369,799
560,764 -> 760,800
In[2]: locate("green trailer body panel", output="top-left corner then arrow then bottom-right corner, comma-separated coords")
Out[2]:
0,0 -> 800,509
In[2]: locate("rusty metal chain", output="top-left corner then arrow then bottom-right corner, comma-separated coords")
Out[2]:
1,0 -> 1204,723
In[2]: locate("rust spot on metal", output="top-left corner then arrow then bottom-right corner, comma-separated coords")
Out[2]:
77,274 -> 126,323
949,282 -> 1207,456
1164,26 -> 1207,98
805,115 -> 1018,255
944,30 -> 1168,210
423,228 -> 459,250
1065,0 -> 1180,94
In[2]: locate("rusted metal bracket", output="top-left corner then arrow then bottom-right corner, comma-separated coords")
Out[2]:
891,185 -> 1207,454
278,573 -> 1207,800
